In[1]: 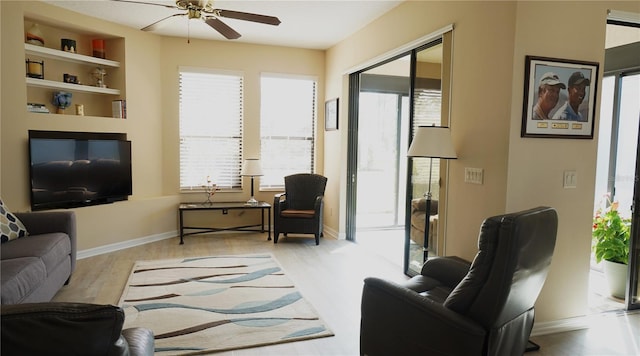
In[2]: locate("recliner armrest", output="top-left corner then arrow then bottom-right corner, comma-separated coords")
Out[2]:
420,256 -> 471,289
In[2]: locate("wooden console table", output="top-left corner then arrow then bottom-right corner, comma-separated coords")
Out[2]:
178,202 -> 271,244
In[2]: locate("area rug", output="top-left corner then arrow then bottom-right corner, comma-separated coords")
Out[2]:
118,254 -> 333,355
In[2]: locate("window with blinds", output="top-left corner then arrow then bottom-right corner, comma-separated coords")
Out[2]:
260,74 -> 316,189
179,68 -> 243,191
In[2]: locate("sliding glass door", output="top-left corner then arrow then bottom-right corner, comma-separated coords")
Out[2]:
346,32 -> 452,276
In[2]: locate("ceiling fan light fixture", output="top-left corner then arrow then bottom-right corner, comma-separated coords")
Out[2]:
176,0 -> 214,13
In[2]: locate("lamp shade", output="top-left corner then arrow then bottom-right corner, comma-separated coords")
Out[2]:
241,159 -> 263,176
407,126 -> 457,159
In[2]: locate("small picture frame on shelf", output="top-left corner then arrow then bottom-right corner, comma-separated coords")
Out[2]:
63,73 -> 78,84
61,38 -> 76,53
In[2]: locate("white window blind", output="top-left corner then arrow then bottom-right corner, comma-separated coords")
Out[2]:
179,68 -> 243,190
260,74 -> 316,189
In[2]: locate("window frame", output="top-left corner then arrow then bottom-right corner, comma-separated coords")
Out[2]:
178,66 -> 244,192
259,72 -> 318,190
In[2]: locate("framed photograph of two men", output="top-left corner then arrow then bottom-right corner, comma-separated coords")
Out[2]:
521,55 -> 599,139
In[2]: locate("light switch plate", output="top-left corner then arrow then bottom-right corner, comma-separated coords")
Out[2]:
563,170 -> 577,188
464,167 -> 483,184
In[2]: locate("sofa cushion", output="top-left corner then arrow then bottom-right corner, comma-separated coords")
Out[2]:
1,257 -> 46,304
0,233 -> 71,273
0,199 -> 28,243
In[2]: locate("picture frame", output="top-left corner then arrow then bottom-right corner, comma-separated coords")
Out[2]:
521,55 -> 599,139
325,98 -> 339,131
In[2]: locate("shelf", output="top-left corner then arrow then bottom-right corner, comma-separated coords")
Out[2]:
26,77 -> 120,95
25,43 -> 120,68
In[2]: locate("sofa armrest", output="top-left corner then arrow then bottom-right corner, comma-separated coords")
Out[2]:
361,277 -> 485,356
14,211 -> 77,273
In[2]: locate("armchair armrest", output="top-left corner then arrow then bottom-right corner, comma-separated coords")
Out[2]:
14,211 -> 77,272
361,277 -> 485,356
273,193 -> 286,215
313,195 -> 324,213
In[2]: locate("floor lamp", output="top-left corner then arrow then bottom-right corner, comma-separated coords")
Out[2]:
407,126 -> 457,262
241,159 -> 263,206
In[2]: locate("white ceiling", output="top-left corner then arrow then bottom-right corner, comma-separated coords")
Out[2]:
44,0 -> 403,50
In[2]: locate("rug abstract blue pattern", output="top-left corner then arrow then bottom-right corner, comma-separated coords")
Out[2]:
118,254 -> 333,355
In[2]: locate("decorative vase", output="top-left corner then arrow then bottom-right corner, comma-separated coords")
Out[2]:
603,260 -> 628,299
26,23 -> 45,46
52,91 -> 72,115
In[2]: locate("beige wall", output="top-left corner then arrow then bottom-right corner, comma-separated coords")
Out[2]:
0,2 -> 324,250
324,0 -> 639,324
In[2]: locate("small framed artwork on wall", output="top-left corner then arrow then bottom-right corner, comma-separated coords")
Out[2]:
521,55 -> 599,139
325,98 -> 339,131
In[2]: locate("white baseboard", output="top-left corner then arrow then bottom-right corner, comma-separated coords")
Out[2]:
77,231 -> 177,260
531,315 -> 590,336
322,225 -> 341,240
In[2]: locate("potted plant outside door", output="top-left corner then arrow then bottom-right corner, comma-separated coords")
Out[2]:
592,198 -> 631,299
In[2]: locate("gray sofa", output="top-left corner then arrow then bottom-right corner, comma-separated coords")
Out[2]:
1,211 -> 76,304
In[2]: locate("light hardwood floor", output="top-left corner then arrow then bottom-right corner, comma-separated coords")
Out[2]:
53,232 -> 640,355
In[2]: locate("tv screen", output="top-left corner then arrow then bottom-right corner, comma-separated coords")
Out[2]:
28,130 -> 132,211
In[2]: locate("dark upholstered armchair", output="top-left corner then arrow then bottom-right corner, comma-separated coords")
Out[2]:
361,207 -> 558,356
273,173 -> 327,245
1,302 -> 154,356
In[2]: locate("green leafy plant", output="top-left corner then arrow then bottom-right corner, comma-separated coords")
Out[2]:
592,196 -> 631,265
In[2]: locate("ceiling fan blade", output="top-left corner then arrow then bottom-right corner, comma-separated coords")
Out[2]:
142,13 -> 186,31
216,9 -> 281,26
110,0 -> 179,10
204,17 -> 241,40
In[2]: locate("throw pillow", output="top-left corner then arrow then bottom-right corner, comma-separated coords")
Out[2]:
0,199 -> 28,243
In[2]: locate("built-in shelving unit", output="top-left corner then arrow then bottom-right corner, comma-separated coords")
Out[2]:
23,19 -> 126,118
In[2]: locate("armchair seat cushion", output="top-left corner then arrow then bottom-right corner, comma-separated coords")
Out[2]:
280,209 -> 316,218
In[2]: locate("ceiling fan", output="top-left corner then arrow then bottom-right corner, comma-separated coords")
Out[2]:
112,0 -> 281,40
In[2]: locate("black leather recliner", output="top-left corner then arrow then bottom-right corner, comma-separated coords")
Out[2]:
360,206 -> 558,356
1,302 -> 154,356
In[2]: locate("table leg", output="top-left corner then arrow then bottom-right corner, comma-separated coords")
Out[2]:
268,207 -> 272,241
179,209 -> 185,245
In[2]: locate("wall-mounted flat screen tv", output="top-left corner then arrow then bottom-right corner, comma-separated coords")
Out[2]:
28,130 -> 132,211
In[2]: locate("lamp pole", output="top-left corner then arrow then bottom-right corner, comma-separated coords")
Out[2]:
423,157 -> 433,262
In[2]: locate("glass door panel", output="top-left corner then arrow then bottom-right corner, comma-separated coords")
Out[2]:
406,42 -> 444,276
622,73 -> 640,310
